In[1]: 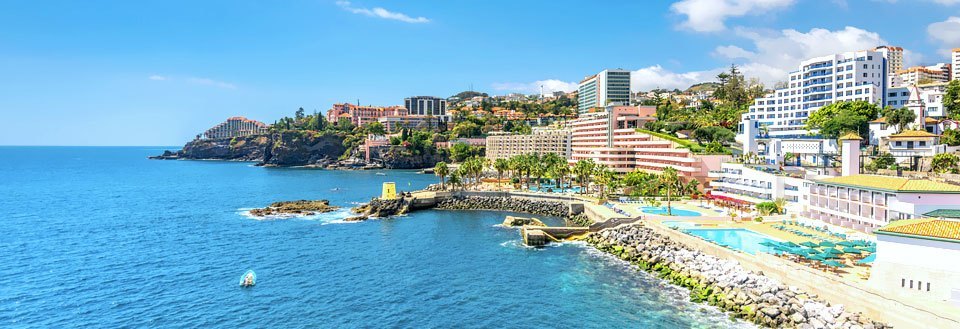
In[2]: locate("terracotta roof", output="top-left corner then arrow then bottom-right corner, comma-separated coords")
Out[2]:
888,130 -> 938,138
877,218 -> 960,242
816,174 -> 960,193
870,117 -> 887,124
924,117 -> 940,124
839,132 -> 863,140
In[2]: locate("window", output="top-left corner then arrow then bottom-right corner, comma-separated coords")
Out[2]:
910,280 -> 914,288
927,283 -> 931,291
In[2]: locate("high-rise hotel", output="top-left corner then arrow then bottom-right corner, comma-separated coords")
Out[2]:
738,50 -> 889,140
577,69 -> 631,114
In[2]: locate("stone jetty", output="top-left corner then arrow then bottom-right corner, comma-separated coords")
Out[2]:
436,196 -> 592,226
586,223 -> 890,329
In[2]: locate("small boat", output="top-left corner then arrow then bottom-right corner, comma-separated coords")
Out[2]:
375,172 -> 387,176
239,270 -> 256,287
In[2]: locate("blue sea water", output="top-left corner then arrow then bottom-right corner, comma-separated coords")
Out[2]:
0,147 -> 753,328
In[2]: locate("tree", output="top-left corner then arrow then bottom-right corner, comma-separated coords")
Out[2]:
573,159 -> 597,194
943,129 -> 960,146
931,153 -> 960,174
882,107 -> 917,133
434,162 -> 449,190
866,152 -> 895,172
295,107 -> 305,121
945,80 -> 960,119
493,158 -> 509,190
365,122 -> 386,136
692,126 -> 735,145
449,143 -> 479,162
448,171 -> 462,191
806,101 -> 880,139
659,167 -> 680,216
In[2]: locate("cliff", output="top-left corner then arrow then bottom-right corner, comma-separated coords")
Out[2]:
157,131 -> 347,166
379,146 -> 446,169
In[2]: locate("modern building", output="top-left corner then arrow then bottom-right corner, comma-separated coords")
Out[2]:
484,127 -> 572,161
738,50 -> 888,140
326,103 -> 407,127
895,64 -> 950,87
708,162 -> 808,208
404,96 -> 448,119
870,218 -> 960,307
567,105 -> 729,181
952,48 -> 960,81
577,69 -> 632,113
804,174 -> 960,233
202,116 -> 270,139
377,115 -> 444,132
875,45 -> 904,87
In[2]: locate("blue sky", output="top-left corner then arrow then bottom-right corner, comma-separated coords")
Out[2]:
3,0 -> 960,145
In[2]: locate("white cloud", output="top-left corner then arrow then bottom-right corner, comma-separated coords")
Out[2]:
491,79 -> 578,95
928,16 -> 960,56
630,26 -> 894,91
148,75 -> 168,81
670,0 -> 796,32
186,77 -> 237,89
631,65 -> 722,91
336,1 -> 429,24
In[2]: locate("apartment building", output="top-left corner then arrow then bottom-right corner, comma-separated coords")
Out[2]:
875,45 -> 904,87
203,116 -> 270,139
405,96 -> 448,120
326,103 -> 407,127
738,50 -> 888,139
484,127 -> 572,161
567,105 -> 727,181
952,48 -> 960,81
377,115 -> 444,132
708,162 -> 807,207
895,64 -> 951,87
577,69 -> 632,113
804,174 -> 960,233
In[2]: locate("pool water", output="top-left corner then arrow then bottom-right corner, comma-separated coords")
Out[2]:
641,206 -> 701,217
528,185 -> 581,193
685,229 -> 781,255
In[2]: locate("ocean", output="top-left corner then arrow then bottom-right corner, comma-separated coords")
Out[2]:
0,147 -> 751,328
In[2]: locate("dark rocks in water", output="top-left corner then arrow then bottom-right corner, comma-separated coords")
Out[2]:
147,150 -> 180,160
249,200 -> 338,217
351,198 -> 410,218
502,216 -> 545,227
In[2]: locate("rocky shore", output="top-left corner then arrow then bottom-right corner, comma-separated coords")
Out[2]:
349,198 -> 410,221
249,200 -> 338,217
586,224 -> 889,329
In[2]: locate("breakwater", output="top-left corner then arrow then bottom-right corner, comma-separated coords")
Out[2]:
435,196 -> 592,226
586,224 -> 890,329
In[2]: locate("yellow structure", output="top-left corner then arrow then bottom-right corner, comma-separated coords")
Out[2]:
381,182 -> 397,200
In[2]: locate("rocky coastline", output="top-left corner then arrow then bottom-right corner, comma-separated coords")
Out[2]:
586,224 -> 889,329
249,200 -> 338,217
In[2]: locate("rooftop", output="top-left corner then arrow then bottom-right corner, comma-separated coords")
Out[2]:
816,174 -> 960,193
888,130 -> 938,139
923,209 -> 960,219
876,218 -> 960,242
839,132 -> 862,140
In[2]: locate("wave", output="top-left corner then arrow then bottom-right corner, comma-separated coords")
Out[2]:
237,207 -> 360,225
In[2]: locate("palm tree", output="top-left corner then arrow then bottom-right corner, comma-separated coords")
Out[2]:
530,154 -> 545,190
573,159 -> 596,194
434,162 -> 449,190
493,158 -> 509,191
448,171 -> 462,191
773,197 -> 786,214
659,167 -> 680,216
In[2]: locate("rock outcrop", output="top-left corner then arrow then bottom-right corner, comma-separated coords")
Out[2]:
502,216 -> 545,227
154,131 -> 347,166
249,200 -> 338,217
378,146 -> 446,169
350,198 -> 410,220
586,224 -> 890,329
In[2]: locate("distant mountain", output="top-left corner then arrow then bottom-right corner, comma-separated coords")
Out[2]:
685,82 -> 720,93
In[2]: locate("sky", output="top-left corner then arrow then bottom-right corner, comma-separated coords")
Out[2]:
3,0 -> 960,146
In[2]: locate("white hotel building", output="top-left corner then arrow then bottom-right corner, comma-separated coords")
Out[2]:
738,50 -> 888,140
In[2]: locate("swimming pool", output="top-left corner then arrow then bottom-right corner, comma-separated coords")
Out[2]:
685,228 -> 781,255
640,206 -> 701,217
528,185 -> 581,193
